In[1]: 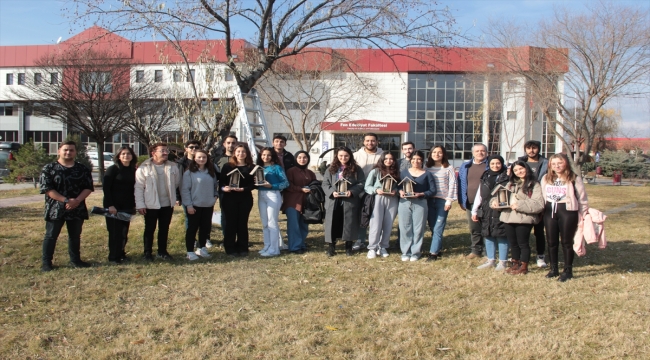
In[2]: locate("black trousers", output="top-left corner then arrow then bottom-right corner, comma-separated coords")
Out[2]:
505,223 -> 533,263
106,216 -> 130,261
466,205 -> 484,255
185,206 -> 214,252
222,196 -> 253,254
42,218 -> 84,263
327,200 -> 345,244
143,206 -> 174,255
544,203 -> 578,269
533,217 -> 546,256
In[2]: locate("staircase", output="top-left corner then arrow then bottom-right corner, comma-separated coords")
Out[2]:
232,88 -> 270,160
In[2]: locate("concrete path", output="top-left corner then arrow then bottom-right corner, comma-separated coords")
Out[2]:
0,195 -> 44,208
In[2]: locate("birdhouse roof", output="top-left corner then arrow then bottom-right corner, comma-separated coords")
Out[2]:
334,178 -> 352,184
249,165 -> 264,175
227,168 -> 244,176
490,184 -> 512,195
398,177 -> 416,185
380,174 -> 397,182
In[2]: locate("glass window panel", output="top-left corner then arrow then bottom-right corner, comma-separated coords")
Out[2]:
445,142 -> 453,151
426,102 -> 435,111
445,134 -> 453,143
454,140 -> 463,150
417,111 -> 425,120
446,103 -> 454,111
456,112 -> 464,120
445,111 -> 454,120
417,102 -> 426,110
465,135 -> 474,143
416,120 -> 425,132
455,103 -> 464,111
465,103 -> 474,112
446,90 -> 455,102
436,111 -> 444,120
436,102 -> 445,111
473,134 -> 482,142
465,122 -> 474,133
426,121 -> 435,132
408,102 -> 417,111
436,121 -> 444,132
408,89 -> 416,102
417,89 -> 426,101
42,132 -> 50,141
455,122 -> 464,133
427,89 -> 435,101
435,134 -> 444,142
445,121 -> 454,133
455,152 -> 464,159
475,90 -> 484,102
456,89 -> 465,102
436,89 -> 445,102
464,152 -> 472,159
408,110 -> 416,121
414,133 -> 425,145
35,132 -> 41,141
474,122 -> 483,133
425,134 -> 436,145
464,142 -> 473,150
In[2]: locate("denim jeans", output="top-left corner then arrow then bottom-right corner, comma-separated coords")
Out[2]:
258,190 -> 283,255
42,218 -> 84,263
428,198 -> 450,255
286,207 -> 308,251
484,236 -> 509,261
398,197 -> 428,257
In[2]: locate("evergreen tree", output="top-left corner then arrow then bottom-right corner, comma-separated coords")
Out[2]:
6,140 -> 55,188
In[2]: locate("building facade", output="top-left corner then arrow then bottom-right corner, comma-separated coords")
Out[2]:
0,27 -> 565,168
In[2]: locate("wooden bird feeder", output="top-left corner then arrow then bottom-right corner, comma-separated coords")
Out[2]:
334,178 -> 352,197
227,168 -> 244,188
379,174 -> 397,194
398,177 -> 417,198
249,165 -> 269,186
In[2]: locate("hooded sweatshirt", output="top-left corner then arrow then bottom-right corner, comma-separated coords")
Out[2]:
353,147 -> 384,176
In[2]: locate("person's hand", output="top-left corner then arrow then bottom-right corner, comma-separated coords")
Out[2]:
346,191 -> 351,197
187,206 -> 196,215
444,204 -> 451,211
66,198 -> 81,210
415,192 -> 424,198
108,206 -> 117,215
301,188 -> 311,193
510,203 -> 518,211
234,187 -> 244,192
138,208 -> 147,215
333,191 -> 340,198
399,190 -> 405,198
471,214 -> 478,222
262,183 -> 272,188
490,203 -> 498,209
223,186 -> 231,193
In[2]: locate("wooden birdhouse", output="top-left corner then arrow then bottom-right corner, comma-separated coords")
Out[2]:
333,178 -> 352,197
249,165 -> 268,186
490,184 -> 513,208
227,168 -> 244,188
379,174 -> 397,194
398,177 -> 417,197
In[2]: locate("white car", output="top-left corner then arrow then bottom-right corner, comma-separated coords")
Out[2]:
87,152 -> 114,169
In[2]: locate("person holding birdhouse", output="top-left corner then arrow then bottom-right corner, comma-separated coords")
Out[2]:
219,144 -> 255,256
254,147 -> 289,257
322,146 -> 366,257
490,161 -> 544,275
364,152 -> 401,259
398,150 -> 436,262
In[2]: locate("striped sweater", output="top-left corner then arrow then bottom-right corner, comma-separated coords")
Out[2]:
427,166 -> 458,206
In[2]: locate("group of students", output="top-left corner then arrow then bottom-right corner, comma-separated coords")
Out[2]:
39,135 -> 588,282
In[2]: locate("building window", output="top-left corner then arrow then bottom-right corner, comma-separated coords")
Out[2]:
34,73 -> 42,85
0,131 -> 18,142
154,70 -> 163,82
80,72 -> 112,93
187,69 -> 195,82
0,103 -> 14,116
24,131 -> 63,155
6,74 -> 13,85
50,73 -> 59,85
205,68 -> 214,82
17,73 -> 25,85
173,70 -> 182,82
225,69 -> 234,82
507,111 -> 517,121
135,70 -> 144,83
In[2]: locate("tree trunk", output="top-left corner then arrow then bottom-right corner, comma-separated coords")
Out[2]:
97,140 -> 106,186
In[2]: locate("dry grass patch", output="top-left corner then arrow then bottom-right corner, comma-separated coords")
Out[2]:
0,185 -> 649,358
0,187 -> 40,199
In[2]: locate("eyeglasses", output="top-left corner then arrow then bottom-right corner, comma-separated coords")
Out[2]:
156,149 -> 170,154
187,146 -> 199,150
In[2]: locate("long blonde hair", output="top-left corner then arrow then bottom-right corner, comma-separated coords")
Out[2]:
545,153 -> 577,183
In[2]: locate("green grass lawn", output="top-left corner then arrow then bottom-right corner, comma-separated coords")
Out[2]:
0,185 -> 649,358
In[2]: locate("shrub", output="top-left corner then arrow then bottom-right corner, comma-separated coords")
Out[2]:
6,140 -> 55,188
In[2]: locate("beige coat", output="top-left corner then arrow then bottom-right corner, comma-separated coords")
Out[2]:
135,158 -> 182,209
491,181 -> 544,224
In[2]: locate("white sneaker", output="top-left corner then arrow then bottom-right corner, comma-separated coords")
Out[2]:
410,255 -> 420,262
260,251 -> 279,257
280,244 -> 289,251
205,240 -> 213,248
495,261 -> 507,271
367,250 -> 377,259
477,260 -> 496,270
536,255 -> 547,268
187,252 -> 199,261
401,255 -> 410,262
196,247 -> 211,258
258,246 -> 269,254
352,240 -> 366,251
379,248 -> 389,258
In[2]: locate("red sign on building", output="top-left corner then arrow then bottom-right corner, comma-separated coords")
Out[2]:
321,120 -> 410,132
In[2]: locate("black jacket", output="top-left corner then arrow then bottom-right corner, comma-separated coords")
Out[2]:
278,150 -> 296,171
477,171 -> 509,238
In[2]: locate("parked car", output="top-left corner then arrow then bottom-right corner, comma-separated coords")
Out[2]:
0,142 -> 21,178
87,151 -> 114,169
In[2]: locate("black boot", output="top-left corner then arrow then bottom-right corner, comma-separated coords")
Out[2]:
558,267 -> 573,282
545,264 -> 560,278
326,242 -> 336,257
345,241 -> 353,256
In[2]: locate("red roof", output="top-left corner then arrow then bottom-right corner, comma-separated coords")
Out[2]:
0,27 -> 567,73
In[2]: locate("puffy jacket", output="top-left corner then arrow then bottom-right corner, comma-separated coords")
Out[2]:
135,158 -> 182,210
474,171 -> 509,238
457,158 -> 488,209
492,181 -> 544,224
303,180 -> 325,224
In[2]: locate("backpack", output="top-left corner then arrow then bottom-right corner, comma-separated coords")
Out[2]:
359,192 -> 375,228
303,180 -> 325,224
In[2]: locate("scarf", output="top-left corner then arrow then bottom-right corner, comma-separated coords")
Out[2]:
294,150 -> 310,170
486,155 -> 506,189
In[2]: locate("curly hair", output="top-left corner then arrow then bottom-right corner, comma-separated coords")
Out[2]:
256,147 -> 279,167
373,152 -> 400,180
329,146 -> 358,178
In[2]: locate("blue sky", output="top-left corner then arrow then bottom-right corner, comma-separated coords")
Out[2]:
1,0 -> 648,135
